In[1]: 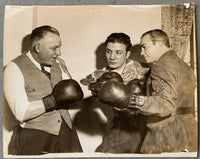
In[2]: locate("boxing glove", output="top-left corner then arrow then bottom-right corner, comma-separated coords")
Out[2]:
97,72 -> 123,83
98,81 -> 130,109
127,79 -> 146,96
43,79 -> 83,112
89,72 -> 123,96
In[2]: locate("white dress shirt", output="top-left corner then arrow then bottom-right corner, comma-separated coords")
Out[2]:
4,52 -> 70,124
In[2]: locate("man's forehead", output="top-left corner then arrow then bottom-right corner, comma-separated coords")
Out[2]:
140,35 -> 152,45
43,32 -> 60,39
106,42 -> 126,49
40,32 -> 61,42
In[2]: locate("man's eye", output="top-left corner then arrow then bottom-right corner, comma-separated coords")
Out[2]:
116,51 -> 123,55
51,47 -> 57,51
106,50 -> 112,54
141,46 -> 146,49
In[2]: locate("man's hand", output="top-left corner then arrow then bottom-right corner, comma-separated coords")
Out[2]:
43,79 -> 84,112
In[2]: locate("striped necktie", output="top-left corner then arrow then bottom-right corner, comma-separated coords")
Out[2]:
40,64 -> 51,79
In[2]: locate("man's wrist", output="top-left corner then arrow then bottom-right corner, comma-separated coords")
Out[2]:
137,95 -> 146,107
43,94 -> 57,112
129,95 -> 146,108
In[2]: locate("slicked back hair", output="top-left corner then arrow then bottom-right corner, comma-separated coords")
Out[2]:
31,25 -> 60,46
105,33 -> 132,52
141,29 -> 170,48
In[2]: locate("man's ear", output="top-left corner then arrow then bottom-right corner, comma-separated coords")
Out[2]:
156,41 -> 164,52
33,42 -> 40,53
126,51 -> 131,59
156,41 -> 163,47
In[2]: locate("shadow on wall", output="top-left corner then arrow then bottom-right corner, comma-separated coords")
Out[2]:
95,43 -> 107,70
21,34 -> 31,55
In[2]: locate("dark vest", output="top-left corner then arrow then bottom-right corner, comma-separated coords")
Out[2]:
13,54 -> 72,135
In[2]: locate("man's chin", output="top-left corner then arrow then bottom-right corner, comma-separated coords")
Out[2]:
108,65 -> 119,70
108,65 -> 116,69
144,59 -> 150,63
42,62 -> 53,67
47,59 -> 57,66
145,60 -> 152,64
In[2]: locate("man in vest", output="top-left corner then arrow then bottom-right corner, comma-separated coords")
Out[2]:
4,25 -> 83,155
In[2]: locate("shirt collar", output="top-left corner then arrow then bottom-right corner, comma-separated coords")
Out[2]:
26,51 -> 50,72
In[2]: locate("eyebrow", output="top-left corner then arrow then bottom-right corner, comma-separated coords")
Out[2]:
106,48 -> 125,51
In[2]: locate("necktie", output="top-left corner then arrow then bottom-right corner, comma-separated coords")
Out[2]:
40,64 -> 51,79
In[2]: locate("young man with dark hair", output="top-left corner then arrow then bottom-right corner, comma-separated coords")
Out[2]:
81,32 -> 149,153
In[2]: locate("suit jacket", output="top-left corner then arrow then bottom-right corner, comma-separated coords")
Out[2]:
140,50 -> 197,153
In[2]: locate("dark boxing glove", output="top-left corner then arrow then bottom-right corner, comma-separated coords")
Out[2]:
98,79 -> 146,109
89,72 -> 123,96
43,79 -> 83,112
127,78 -> 146,96
126,78 -> 147,111
97,72 -> 123,83
98,81 -> 130,109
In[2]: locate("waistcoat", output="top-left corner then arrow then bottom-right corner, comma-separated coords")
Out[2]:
13,55 -> 72,135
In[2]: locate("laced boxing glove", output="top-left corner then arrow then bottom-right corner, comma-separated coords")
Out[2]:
97,72 -> 124,83
89,72 -> 123,96
43,79 -> 84,112
98,81 -> 130,109
126,78 -> 146,109
98,79 -> 146,110
127,78 -> 146,96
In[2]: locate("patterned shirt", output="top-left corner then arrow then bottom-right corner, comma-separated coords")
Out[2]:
81,59 -> 149,86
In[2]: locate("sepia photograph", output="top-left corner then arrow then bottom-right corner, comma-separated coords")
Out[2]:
2,3 -> 198,158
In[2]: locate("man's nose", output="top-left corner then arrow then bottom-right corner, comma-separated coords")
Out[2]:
110,52 -> 116,59
56,48 -> 61,56
141,48 -> 145,56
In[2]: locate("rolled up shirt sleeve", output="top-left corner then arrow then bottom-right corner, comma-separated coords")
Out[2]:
4,62 -> 46,123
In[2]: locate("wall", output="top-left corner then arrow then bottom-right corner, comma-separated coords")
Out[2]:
3,6 -> 33,65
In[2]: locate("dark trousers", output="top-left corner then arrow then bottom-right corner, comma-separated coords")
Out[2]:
8,119 -> 82,155
96,113 -> 147,153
